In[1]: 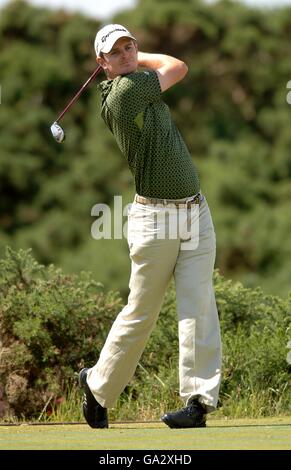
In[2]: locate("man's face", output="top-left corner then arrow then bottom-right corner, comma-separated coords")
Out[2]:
97,37 -> 138,79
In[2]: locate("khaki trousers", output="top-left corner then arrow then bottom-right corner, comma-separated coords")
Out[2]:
87,195 -> 222,412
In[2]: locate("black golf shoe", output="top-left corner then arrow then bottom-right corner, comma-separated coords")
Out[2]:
78,368 -> 108,429
161,398 -> 206,428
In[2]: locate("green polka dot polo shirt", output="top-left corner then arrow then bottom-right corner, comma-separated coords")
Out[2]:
98,70 -> 200,199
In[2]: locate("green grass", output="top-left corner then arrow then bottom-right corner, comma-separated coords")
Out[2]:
41,379 -> 291,424
0,417 -> 290,450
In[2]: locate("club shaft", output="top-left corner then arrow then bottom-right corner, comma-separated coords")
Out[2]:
56,66 -> 102,123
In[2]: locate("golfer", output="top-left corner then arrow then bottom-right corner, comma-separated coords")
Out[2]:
79,24 -> 222,429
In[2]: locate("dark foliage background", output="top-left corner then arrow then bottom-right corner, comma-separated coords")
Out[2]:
1,0 -> 291,298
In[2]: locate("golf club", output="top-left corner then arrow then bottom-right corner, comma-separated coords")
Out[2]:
50,65 -> 102,143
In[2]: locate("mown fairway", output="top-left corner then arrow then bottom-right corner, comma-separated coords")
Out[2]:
0,417 -> 290,450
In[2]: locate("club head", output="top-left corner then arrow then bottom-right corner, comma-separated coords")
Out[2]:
50,121 -> 65,143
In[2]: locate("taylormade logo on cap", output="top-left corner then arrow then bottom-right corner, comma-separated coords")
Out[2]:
101,27 -> 127,43
94,24 -> 136,57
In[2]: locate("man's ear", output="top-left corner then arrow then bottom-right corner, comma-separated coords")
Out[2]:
96,56 -> 106,70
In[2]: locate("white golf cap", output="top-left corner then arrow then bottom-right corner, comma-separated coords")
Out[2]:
94,24 -> 136,57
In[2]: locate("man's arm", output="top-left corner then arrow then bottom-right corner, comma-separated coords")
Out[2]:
137,52 -> 188,92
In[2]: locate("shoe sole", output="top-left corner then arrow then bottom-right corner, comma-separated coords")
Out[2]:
78,368 -> 88,388
161,415 -> 206,428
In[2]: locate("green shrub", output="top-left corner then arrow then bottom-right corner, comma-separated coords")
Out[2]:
0,247 -> 122,419
0,247 -> 290,421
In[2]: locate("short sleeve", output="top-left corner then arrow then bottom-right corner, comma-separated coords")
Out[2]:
107,70 -> 162,119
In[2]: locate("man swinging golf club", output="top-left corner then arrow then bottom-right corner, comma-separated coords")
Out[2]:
78,24 -> 222,429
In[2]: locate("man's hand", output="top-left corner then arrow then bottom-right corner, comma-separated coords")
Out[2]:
138,52 -> 188,92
